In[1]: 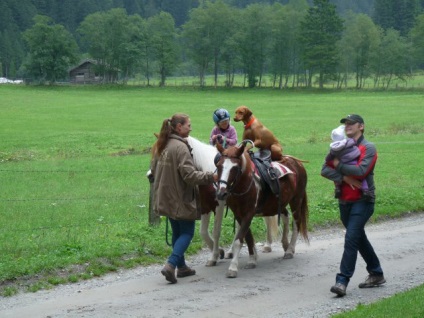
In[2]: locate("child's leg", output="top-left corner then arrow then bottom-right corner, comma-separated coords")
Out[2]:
361,180 -> 373,199
334,181 -> 341,198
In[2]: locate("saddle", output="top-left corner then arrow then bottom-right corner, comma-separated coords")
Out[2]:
249,149 -> 281,196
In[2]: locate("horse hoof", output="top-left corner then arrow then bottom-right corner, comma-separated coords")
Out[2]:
206,260 -> 217,267
219,249 -> 225,259
225,253 -> 233,259
262,246 -> 272,253
244,263 -> 256,269
226,270 -> 238,278
283,253 -> 294,259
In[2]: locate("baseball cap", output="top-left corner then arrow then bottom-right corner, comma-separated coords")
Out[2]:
340,114 -> 364,124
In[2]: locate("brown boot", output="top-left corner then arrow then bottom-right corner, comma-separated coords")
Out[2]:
177,265 -> 196,278
161,263 -> 177,284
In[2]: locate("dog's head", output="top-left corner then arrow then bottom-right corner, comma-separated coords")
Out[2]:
234,105 -> 252,123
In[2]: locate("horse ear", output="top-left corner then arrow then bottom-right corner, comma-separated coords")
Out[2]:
216,142 -> 224,153
214,153 -> 222,166
236,142 -> 245,157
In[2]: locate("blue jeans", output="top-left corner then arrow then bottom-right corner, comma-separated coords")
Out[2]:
336,201 -> 383,285
167,218 -> 195,269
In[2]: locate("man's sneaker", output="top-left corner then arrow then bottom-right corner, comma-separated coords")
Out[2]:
177,266 -> 196,278
358,275 -> 386,288
330,283 -> 346,297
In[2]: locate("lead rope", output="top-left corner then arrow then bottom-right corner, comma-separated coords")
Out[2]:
224,205 -> 236,234
165,217 -> 172,246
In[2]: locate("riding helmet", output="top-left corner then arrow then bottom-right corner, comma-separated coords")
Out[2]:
213,108 -> 230,124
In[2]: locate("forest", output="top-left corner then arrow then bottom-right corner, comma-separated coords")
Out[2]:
1,0 -> 423,88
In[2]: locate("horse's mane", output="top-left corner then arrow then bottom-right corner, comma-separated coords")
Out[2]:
187,136 -> 217,173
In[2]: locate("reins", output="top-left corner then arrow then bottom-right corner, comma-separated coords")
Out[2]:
227,173 -> 255,197
217,151 -> 256,197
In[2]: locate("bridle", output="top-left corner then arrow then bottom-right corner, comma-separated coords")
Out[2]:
217,154 -> 255,197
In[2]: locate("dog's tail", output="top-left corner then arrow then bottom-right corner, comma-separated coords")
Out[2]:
281,155 -> 309,163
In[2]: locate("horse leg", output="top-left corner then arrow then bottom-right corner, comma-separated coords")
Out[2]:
200,213 -> 214,253
281,208 -> 290,252
227,217 -> 253,278
283,189 -> 309,259
283,217 -> 299,259
243,227 -> 258,269
263,215 -> 278,253
224,220 -> 239,259
207,200 -> 226,266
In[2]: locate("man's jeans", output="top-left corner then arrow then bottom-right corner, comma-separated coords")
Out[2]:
336,201 -> 383,285
168,218 -> 195,268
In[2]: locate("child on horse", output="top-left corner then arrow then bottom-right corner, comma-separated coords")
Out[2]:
209,108 -> 238,148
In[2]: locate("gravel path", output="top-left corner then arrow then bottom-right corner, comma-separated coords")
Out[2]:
1,213 -> 424,318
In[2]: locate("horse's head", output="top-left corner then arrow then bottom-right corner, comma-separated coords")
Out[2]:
215,142 -> 248,200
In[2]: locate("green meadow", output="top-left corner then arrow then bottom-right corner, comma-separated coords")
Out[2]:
1,85 -> 423,300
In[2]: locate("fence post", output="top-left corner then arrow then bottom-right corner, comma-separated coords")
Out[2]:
148,179 -> 160,226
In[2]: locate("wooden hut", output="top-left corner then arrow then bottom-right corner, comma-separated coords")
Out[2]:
69,59 -> 102,84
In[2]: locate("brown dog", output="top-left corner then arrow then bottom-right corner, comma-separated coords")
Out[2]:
233,105 -> 283,161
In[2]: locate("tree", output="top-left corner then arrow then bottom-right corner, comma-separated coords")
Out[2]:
236,4 -> 272,88
373,0 -> 421,36
370,28 -> 412,88
78,9 -> 145,83
148,12 -> 179,86
22,15 -> 79,83
409,13 -> 424,69
181,0 -> 235,87
120,14 -> 148,83
268,1 -> 308,89
300,0 -> 344,88
339,13 -> 381,88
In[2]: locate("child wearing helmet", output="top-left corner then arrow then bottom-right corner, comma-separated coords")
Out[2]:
210,108 -> 238,148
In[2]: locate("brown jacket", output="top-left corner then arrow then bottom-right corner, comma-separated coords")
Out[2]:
151,134 -> 214,220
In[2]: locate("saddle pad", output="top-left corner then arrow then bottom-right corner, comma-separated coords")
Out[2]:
251,162 -> 293,179
271,162 -> 293,178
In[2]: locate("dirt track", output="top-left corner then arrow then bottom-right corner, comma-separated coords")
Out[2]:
1,213 -> 424,318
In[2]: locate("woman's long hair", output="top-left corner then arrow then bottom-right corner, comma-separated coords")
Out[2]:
155,113 -> 189,156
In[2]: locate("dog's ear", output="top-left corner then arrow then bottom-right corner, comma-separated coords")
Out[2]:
243,107 -> 252,119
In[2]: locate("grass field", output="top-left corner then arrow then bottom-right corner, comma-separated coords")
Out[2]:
1,85 -> 423,302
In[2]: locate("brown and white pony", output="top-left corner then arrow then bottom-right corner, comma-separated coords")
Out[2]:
215,141 -> 309,278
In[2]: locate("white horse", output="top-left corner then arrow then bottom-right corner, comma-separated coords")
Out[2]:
187,136 -> 230,266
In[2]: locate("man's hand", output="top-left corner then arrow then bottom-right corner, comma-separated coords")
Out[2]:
343,176 -> 362,189
333,158 -> 340,168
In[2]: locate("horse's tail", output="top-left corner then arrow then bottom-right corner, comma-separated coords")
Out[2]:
282,155 -> 309,163
298,191 -> 309,243
264,215 -> 280,241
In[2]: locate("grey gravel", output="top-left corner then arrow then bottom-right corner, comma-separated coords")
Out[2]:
1,212 -> 424,318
